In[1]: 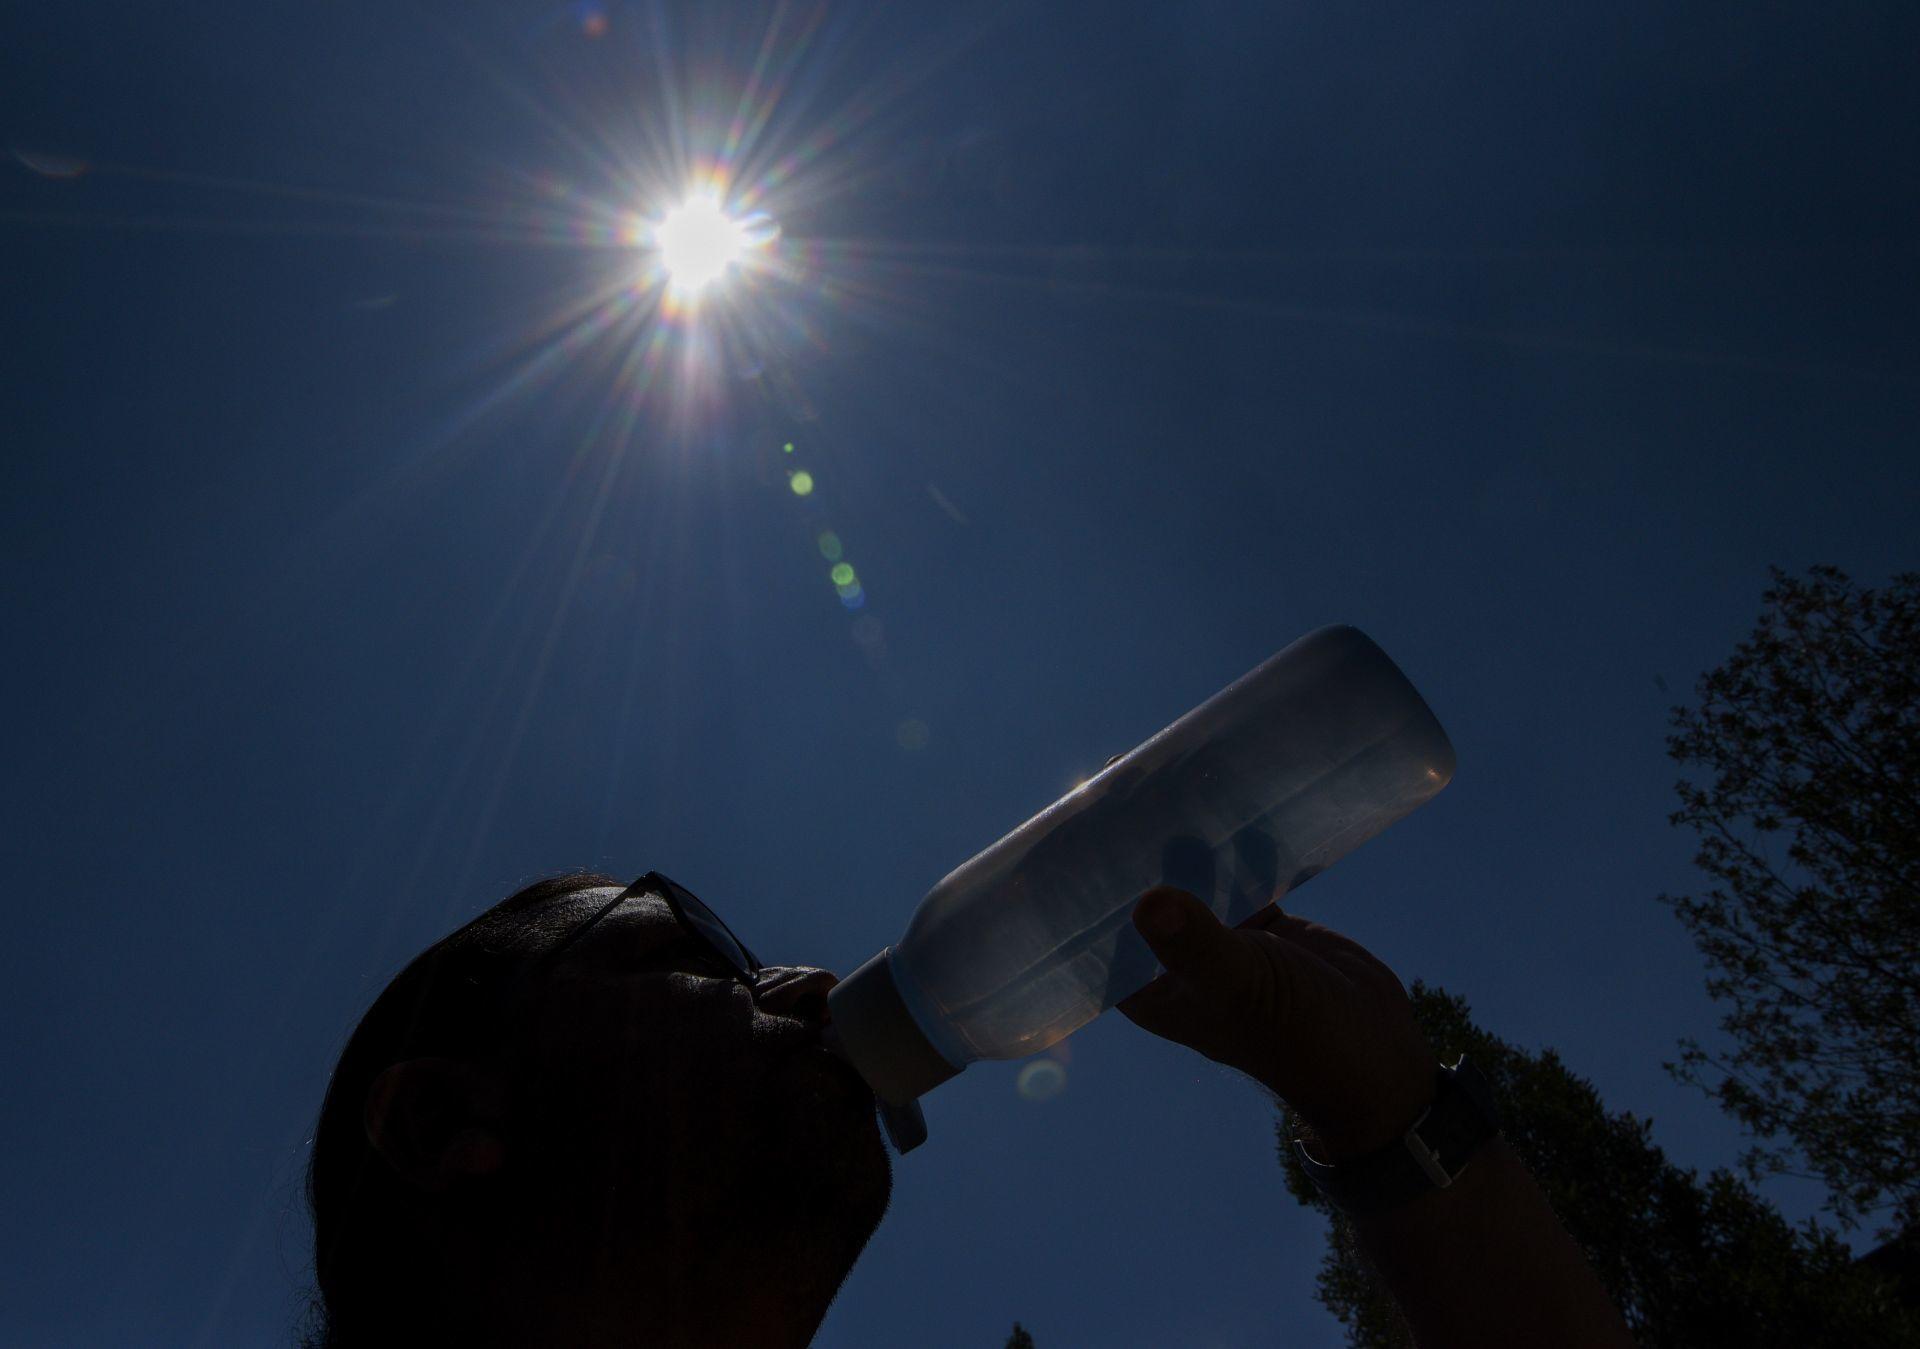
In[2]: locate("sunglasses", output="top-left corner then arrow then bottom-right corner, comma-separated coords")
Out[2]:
526,870 -> 766,998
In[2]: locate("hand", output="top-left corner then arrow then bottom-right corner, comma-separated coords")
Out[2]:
1116,886 -> 1438,1160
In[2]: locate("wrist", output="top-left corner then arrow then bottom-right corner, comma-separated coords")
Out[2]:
1302,1071 -> 1440,1163
1292,1057 -> 1503,1216
1351,1135 -> 1518,1231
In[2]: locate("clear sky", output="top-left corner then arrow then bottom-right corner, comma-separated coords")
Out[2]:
3,3 -> 1916,1345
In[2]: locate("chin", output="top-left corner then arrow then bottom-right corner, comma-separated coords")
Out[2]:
820,1110 -> 893,1238
755,1055 -> 894,1228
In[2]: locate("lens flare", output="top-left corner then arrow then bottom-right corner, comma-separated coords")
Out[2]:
653,195 -> 749,296
1016,1060 -> 1067,1102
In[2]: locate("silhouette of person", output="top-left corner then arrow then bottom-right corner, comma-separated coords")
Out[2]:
305,870 -> 1632,1348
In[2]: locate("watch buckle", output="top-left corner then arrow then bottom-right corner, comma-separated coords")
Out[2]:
1404,1108 -> 1455,1189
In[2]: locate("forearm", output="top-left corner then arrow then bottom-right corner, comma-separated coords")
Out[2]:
1349,1139 -> 1634,1349
1114,894 -> 1635,1345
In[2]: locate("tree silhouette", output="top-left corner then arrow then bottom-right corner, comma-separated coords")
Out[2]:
1003,1322 -> 1035,1348
1661,564 -> 1920,1230
1280,983 -> 1919,1347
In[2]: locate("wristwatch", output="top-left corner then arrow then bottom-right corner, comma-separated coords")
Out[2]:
1292,1056 -> 1501,1216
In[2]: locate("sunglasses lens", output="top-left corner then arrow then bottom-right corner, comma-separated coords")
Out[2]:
664,882 -> 757,974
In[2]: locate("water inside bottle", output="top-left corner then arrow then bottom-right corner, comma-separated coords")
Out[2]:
892,636 -> 1452,1066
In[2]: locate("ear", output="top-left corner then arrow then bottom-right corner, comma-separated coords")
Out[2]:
363,1058 -> 508,1193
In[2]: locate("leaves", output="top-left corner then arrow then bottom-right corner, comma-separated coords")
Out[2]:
1281,983 -> 1920,1347
1661,565 -> 1920,1231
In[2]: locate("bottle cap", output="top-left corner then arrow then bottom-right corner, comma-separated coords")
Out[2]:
825,947 -> 962,1108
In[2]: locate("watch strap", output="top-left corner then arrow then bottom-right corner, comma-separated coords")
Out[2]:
1293,1056 -> 1500,1216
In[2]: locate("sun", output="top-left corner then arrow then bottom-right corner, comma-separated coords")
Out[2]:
652,195 -> 750,298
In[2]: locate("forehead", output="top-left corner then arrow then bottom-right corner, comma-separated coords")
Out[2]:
549,887 -> 685,970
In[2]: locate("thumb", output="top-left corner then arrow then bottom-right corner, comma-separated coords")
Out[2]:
1132,886 -> 1265,1004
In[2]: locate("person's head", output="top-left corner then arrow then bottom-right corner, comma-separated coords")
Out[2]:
305,871 -> 892,1349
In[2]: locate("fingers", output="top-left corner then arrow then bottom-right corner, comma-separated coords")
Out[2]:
1122,890 -> 1319,1087
1238,905 -> 1370,966
1120,886 -> 1434,1144
1112,975 -> 1184,1037
1132,887 -> 1349,1033
1234,901 -> 1328,940
1132,887 -> 1270,1004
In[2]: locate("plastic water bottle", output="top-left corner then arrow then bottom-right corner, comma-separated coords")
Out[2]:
825,625 -> 1455,1152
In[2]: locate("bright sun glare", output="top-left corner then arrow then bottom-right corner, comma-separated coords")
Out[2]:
653,195 -> 748,297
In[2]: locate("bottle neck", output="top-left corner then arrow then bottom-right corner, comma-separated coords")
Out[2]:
823,946 -> 964,1106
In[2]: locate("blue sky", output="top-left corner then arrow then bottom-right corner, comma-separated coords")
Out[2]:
3,2 -> 1917,1345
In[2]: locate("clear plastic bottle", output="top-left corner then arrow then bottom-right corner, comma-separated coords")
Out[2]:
825,625 -> 1455,1148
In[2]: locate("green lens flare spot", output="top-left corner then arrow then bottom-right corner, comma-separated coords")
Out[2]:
789,471 -> 814,496
830,562 -> 856,586
817,531 -> 843,561
782,441 -> 795,453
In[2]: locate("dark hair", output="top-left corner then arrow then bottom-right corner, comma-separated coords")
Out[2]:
302,871 -> 625,1349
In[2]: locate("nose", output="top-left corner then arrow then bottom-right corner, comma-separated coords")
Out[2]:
751,965 -> 840,1025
